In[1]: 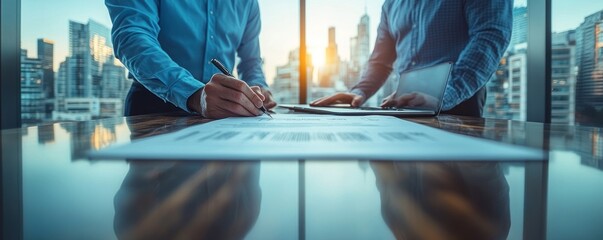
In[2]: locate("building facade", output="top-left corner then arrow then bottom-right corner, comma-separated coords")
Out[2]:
575,10 -> 603,125
20,49 -> 46,125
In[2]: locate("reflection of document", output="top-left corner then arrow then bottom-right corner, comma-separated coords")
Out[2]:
89,114 -> 544,161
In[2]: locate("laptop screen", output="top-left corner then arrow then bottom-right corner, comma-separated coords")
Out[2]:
393,62 -> 453,114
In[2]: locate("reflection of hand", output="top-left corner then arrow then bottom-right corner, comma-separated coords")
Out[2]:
187,74 -> 265,119
251,86 -> 277,110
380,92 -> 439,109
114,162 -> 261,240
310,92 -> 365,107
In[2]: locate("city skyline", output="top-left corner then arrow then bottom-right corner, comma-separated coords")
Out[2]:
19,0 -> 603,126
22,0 -> 570,85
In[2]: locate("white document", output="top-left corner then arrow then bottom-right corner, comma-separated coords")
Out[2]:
89,114 -> 544,161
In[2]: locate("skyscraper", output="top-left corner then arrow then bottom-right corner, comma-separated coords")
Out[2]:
508,48 -> 528,121
575,10 -> 603,125
20,49 -> 45,125
37,38 -> 56,119
65,19 -> 114,98
484,56 -> 512,120
54,19 -> 126,121
318,27 -> 341,88
272,49 -> 313,104
509,7 -> 528,53
551,30 -> 577,125
37,38 -> 54,98
348,14 -> 370,89
101,63 -> 126,98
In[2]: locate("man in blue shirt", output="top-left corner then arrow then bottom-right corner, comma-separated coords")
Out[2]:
106,0 -> 276,118
311,0 -> 512,117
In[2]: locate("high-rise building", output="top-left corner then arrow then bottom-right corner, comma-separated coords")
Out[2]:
509,7 -> 528,53
508,49 -> 528,121
348,14 -> 370,89
272,49 -> 313,104
484,56 -> 512,120
575,10 -> 603,125
65,19 -> 114,98
53,19 -> 125,120
37,38 -> 56,119
37,38 -> 54,98
318,27 -> 341,88
20,49 -> 45,125
551,30 -> 577,125
101,63 -> 126,98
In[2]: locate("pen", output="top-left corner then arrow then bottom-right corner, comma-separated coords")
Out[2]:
210,58 -> 273,118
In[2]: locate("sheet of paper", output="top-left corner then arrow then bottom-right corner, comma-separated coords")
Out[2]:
89,114 -> 544,161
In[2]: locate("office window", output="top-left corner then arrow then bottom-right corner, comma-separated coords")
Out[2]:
20,0 -> 299,126
20,0 -> 124,126
484,1 -> 529,121
306,0 -> 386,106
260,1 -> 300,104
551,0 -> 603,127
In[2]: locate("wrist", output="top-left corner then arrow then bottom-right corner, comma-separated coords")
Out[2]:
187,88 -> 203,114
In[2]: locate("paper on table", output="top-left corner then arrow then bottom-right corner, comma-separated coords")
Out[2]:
88,114 -> 544,161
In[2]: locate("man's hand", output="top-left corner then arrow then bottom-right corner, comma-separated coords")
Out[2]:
310,92 -> 365,107
187,74 -> 265,119
380,92 -> 439,109
251,86 -> 277,110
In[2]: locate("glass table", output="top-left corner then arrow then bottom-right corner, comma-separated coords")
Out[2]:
2,112 -> 602,239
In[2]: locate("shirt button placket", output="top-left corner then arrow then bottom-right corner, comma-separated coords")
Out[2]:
206,1 -> 215,81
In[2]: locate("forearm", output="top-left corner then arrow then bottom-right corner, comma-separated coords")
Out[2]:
350,63 -> 393,99
107,0 -> 203,112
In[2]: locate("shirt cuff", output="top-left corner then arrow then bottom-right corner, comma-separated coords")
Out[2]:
442,84 -> 461,111
164,76 -> 205,113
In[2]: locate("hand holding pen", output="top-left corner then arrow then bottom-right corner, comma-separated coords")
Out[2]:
210,59 -> 273,118
186,59 -> 272,119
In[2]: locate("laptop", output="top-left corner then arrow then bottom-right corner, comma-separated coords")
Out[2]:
279,61 -> 454,116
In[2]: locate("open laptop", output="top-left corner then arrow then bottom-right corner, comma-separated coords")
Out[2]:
279,61 -> 454,116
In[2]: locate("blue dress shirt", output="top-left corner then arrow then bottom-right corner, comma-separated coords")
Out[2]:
106,0 -> 267,112
351,0 -> 512,110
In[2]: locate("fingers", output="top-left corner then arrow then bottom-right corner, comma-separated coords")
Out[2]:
203,98 -> 257,118
380,93 -> 416,108
263,95 -> 277,109
250,86 -> 266,102
351,95 -> 364,107
205,85 -> 261,116
211,74 -> 263,108
310,93 -> 358,106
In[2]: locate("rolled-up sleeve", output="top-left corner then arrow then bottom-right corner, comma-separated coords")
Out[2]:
236,0 -> 268,89
106,0 -> 204,112
442,0 -> 512,110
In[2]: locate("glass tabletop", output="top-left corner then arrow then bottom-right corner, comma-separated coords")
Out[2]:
2,113 -> 602,240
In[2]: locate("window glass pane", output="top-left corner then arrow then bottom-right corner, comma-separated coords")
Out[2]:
260,1 -> 300,104
21,0 -> 122,126
306,0 -> 386,106
21,0 -> 299,126
551,0 -> 603,126
484,1 -> 529,121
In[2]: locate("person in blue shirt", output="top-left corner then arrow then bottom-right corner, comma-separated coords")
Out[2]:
311,0 -> 512,117
106,0 -> 276,118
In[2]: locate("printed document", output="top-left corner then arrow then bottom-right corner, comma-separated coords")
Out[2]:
89,114 -> 544,161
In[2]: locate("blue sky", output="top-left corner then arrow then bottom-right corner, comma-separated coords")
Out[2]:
21,0 -> 603,84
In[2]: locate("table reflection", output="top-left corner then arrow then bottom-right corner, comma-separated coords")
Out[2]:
371,162 -> 510,240
114,161 -> 261,240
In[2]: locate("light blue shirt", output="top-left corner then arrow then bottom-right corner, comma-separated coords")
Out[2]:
351,0 -> 512,110
106,0 -> 267,112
